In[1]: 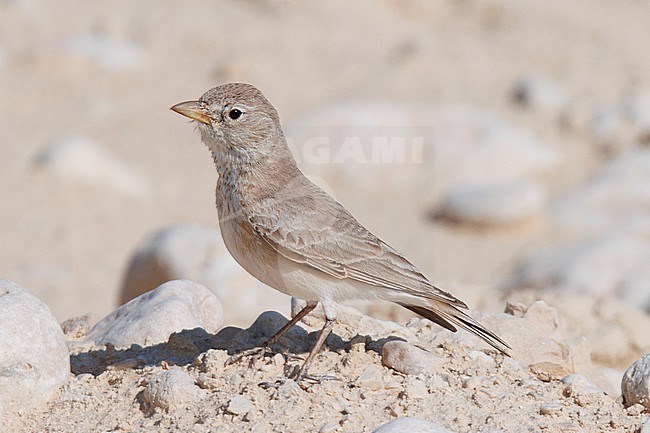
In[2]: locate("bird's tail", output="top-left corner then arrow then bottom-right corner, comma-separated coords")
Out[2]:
399,302 -> 511,356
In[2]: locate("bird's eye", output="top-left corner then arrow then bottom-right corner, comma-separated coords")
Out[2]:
228,109 -> 243,120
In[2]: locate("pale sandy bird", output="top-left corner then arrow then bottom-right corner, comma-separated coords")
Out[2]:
171,83 -> 510,380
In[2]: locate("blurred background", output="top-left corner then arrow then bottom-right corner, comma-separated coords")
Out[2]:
1,1 -> 649,369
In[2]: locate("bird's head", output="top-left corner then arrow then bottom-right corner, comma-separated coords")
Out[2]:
171,83 -> 287,169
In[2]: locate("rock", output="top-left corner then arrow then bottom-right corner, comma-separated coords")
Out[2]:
226,395 -> 253,415
561,374 -> 607,408
512,291 -> 650,372
285,104 -> 557,200
552,148 -> 650,237
88,280 -> 223,349
530,362 -> 569,382
476,301 -> 614,394
34,136 -> 149,197
119,224 -> 281,322
60,314 -> 93,339
0,280 -> 70,415
475,302 -> 565,368
62,31 -> 142,71
562,374 -> 604,397
512,76 -> 568,113
514,235 -> 650,310
355,365 -> 384,391
436,181 -> 546,226
622,354 -> 650,409
143,368 -> 203,411
467,350 -> 496,370
244,311 -> 308,348
373,417 -> 455,433
539,403 -> 563,416
381,340 -> 445,376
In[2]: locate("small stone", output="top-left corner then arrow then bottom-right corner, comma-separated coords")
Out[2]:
195,373 -> 219,391
60,314 -> 93,339
382,341 -> 444,376
539,403 -> 563,415
622,353 -> 650,409
626,403 -> 646,416
166,332 -> 200,354
319,421 -> 339,433
530,362 -> 569,382
226,395 -> 253,415
272,353 -> 285,367
384,381 -> 402,390
197,350 -> 230,374
373,417 -> 455,433
561,374 -> 603,398
75,373 -> 93,383
108,358 -> 137,371
504,302 -> 527,317
143,368 -> 203,411
426,375 -> 449,390
437,181 -> 546,226
462,376 -> 482,390
355,365 -> 384,391
404,378 -> 429,399
88,280 -> 223,349
467,350 -> 496,370
246,311 -> 305,341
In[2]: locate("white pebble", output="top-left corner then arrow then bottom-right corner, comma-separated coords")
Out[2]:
226,395 -> 253,415
143,368 -> 203,411
382,341 -> 444,376
355,365 -> 384,391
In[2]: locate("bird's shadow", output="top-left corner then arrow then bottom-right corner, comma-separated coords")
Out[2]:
71,312 -> 407,376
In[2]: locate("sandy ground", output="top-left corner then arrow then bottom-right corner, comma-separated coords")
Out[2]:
2,0 -> 650,431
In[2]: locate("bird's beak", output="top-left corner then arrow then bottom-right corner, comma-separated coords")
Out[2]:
170,100 -> 212,125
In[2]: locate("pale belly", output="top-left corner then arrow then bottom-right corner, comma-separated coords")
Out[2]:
215,188 -> 395,312
218,211 -> 385,306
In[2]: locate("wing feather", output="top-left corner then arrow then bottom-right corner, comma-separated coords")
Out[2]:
246,181 -> 466,308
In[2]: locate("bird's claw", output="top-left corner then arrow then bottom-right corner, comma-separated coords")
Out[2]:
285,364 -> 339,384
224,346 -> 271,366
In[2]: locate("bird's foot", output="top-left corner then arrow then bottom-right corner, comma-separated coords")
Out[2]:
285,364 -> 339,384
225,345 -> 304,367
224,346 -> 271,366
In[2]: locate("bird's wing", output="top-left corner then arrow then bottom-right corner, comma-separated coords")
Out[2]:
246,182 -> 467,309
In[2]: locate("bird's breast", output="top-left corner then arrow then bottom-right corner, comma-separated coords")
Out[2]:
216,182 -> 284,291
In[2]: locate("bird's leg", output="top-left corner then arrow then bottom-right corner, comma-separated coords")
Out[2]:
225,302 -> 317,366
288,317 -> 336,382
264,302 -> 317,347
